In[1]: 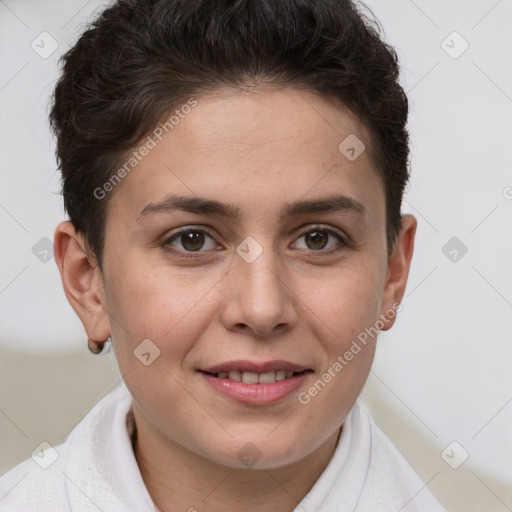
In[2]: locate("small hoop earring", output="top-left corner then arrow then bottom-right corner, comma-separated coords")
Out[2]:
87,336 -> 112,355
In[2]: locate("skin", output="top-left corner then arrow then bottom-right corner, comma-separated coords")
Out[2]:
54,86 -> 416,512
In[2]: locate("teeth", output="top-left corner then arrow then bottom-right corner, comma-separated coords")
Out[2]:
275,370 -> 287,381
228,370 -> 242,382
258,371 -> 276,384
242,372 -> 259,384
215,370 -> 301,383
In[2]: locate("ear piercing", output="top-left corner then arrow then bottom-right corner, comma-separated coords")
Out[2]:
87,336 -> 112,355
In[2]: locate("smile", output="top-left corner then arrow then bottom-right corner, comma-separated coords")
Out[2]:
202,369 -> 309,384
198,360 -> 314,405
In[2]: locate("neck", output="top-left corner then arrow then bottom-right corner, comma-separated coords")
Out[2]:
131,408 -> 341,512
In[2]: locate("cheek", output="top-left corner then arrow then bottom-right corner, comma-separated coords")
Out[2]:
104,256 -> 221,367
308,263 -> 383,339
302,264 -> 382,388
297,277 -> 380,427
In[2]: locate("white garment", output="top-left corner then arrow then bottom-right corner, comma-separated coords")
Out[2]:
0,380 -> 446,511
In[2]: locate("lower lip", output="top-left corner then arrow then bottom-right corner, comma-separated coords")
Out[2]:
199,372 -> 311,405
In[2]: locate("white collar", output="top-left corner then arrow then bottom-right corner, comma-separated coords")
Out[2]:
63,380 -> 362,511
61,379 -> 443,512
64,380 -> 156,511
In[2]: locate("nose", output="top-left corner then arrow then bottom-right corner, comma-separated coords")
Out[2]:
219,242 -> 298,338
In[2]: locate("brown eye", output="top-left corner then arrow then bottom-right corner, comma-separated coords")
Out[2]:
304,230 -> 329,250
293,226 -> 346,253
163,228 -> 218,257
179,231 -> 206,251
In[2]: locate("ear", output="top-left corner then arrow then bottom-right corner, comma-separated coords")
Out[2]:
53,221 -> 111,346
379,214 -> 417,331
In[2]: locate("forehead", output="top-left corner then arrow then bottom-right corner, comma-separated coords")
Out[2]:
106,87 -> 384,225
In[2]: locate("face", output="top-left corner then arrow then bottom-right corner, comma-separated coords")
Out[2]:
56,86 -> 415,469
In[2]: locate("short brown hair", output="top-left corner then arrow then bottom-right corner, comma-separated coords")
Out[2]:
50,0 -> 410,270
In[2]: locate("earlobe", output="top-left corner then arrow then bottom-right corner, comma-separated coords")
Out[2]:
379,214 -> 417,331
53,221 -> 111,345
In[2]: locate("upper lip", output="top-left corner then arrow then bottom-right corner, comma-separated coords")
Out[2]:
200,359 -> 311,373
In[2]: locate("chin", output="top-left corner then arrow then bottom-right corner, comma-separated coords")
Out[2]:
198,435 -> 311,470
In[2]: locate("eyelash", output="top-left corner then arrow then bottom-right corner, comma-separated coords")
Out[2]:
161,224 -> 348,259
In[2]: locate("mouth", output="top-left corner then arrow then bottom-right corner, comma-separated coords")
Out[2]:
199,369 -> 312,384
198,359 -> 314,383
197,360 -> 314,405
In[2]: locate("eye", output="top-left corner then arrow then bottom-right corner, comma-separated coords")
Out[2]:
292,225 -> 347,253
162,227 -> 218,257
162,224 -> 348,259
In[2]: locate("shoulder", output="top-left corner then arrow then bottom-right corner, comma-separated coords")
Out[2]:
298,398 -> 447,511
354,400 -> 447,512
0,440 -> 70,511
0,381 -> 134,512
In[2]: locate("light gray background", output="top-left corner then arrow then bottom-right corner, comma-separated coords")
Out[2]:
1,0 -> 511,510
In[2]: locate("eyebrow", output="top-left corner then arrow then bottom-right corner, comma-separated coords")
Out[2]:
136,193 -> 366,223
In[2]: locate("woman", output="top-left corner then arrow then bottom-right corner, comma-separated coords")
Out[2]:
0,0 -> 446,510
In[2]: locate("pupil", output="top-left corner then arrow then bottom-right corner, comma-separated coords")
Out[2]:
306,230 -> 327,250
182,231 -> 204,251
